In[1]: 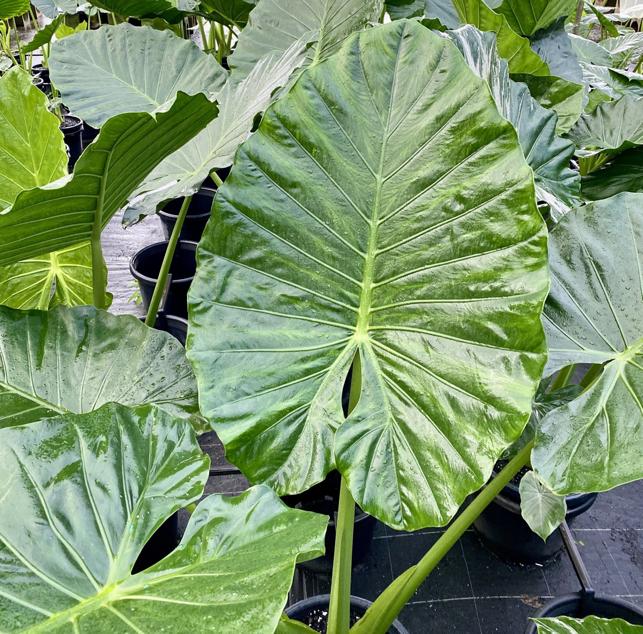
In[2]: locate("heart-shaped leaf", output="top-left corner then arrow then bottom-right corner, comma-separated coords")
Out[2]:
188,20 -> 549,530
519,470 -> 567,541
534,616 -> 643,633
228,0 -> 383,79
533,193 -> 643,495
49,24 -> 227,128
0,67 -> 108,309
0,91 -> 218,267
0,404 -> 326,633
123,39 -> 307,224
0,305 -> 200,428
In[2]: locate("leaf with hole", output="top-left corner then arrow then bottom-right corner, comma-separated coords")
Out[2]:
0,403 -> 326,633
533,193 -> 643,495
188,20 -> 549,531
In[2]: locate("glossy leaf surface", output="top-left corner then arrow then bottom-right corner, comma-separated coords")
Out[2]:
229,0 -> 383,78
88,0 -> 192,22
123,41 -> 307,224
534,194 -> 643,495
189,21 -> 549,530
199,0 -> 257,26
387,0 -> 424,19
0,67 -> 106,309
449,0 -> 550,74
0,0 -> 29,18
534,616 -> 643,633
447,27 -> 579,218
0,305 -> 200,428
519,470 -> 567,541
0,405 -> 326,633
494,0 -> 576,36
582,148 -> 643,200
0,92 -> 218,267
49,24 -> 227,128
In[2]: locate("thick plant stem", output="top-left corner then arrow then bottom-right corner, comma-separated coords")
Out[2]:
351,442 -> 534,634
573,0 -> 583,34
144,195 -> 192,327
327,354 -> 362,634
91,234 -> 107,309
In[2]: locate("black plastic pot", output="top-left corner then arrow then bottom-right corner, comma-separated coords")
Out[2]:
473,472 -> 597,564
286,595 -> 408,634
159,187 -> 215,242
32,63 -> 49,82
82,122 -> 99,149
139,312 -> 188,346
525,594 -> 643,633
201,166 -> 231,189
60,114 -> 83,169
32,75 -> 46,93
283,473 -> 377,575
130,240 -> 197,318
132,513 -> 180,573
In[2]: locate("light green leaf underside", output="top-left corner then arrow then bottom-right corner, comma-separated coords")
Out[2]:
582,148 -> 643,201
446,27 -> 579,219
581,65 -> 643,101
602,33 -> 643,69
534,616 -> 643,633
0,68 -> 109,310
123,40 -> 307,224
519,470 -> 567,541
49,24 -> 227,128
0,0 -> 29,18
229,0 -> 383,79
31,0 -> 80,17
448,0 -> 550,75
534,194 -> 643,495
494,0 -> 576,37
0,305 -> 200,428
0,405 -> 327,633
189,20 -> 548,531
0,92 -> 218,267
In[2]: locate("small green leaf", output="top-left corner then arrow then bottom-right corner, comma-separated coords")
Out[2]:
0,305 -> 201,427
0,92 -> 218,267
89,0 -> 190,23
584,2 -> 620,38
199,0 -> 258,27
276,615 -> 318,633
49,24 -> 227,128
534,193 -> 643,495
0,404 -> 327,633
22,16 -> 64,53
386,0 -> 424,19
494,0 -> 577,37
519,470 -> 567,541
534,615 -> 643,633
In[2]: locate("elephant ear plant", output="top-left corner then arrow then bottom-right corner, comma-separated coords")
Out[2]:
189,18 -> 551,632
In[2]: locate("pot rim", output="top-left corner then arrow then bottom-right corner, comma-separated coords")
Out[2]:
158,188 -> 216,221
130,240 -> 198,285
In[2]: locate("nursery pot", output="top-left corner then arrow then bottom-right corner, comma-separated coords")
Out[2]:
159,187 -> 215,242
524,593 -> 643,633
31,63 -> 49,83
32,75 -> 46,93
60,115 -> 83,169
130,240 -> 197,318
132,513 -> 180,573
139,312 -> 188,346
82,122 -> 99,149
283,472 -> 377,575
473,469 -> 597,564
286,595 -> 409,634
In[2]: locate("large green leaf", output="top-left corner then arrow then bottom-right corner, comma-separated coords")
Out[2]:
514,72 -> 583,134
533,194 -> 643,495
530,19 -> 583,85
570,33 -> 615,66
0,0 -> 29,18
386,0 -> 424,19
0,404 -> 327,633
88,0 -> 193,23
0,67 -> 107,310
123,40 -> 307,224
494,0 -> 576,36
49,24 -> 226,128
581,64 -> 643,100
534,616 -> 643,633
446,27 -> 579,219
0,92 -> 217,267
425,0 -> 461,28
582,147 -> 643,200
568,95 -> 643,155
228,0 -> 383,79
0,305 -> 200,428
602,33 -> 643,69
188,20 -> 549,531
519,469 -> 566,541
32,0 -> 80,17
448,0 -> 550,74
